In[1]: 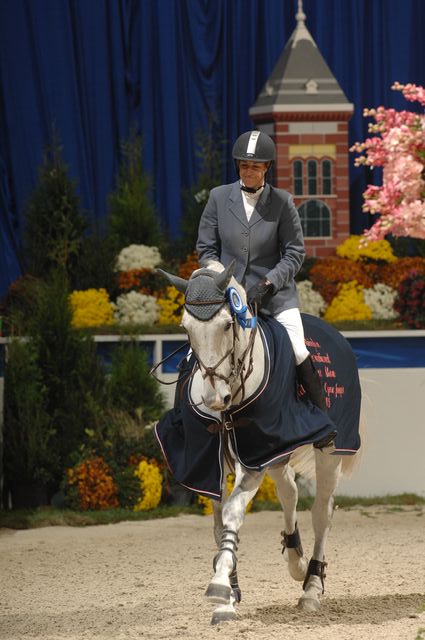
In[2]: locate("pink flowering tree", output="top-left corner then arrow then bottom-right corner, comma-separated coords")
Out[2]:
351,82 -> 425,241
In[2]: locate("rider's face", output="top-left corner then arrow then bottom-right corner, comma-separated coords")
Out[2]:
238,161 -> 269,190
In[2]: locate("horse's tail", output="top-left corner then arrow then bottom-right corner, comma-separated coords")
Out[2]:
289,445 -> 316,481
340,414 -> 366,478
289,413 -> 366,481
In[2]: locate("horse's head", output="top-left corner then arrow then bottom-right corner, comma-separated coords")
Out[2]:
158,261 -> 250,411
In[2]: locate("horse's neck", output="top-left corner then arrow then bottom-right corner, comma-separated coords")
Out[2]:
231,324 -> 265,406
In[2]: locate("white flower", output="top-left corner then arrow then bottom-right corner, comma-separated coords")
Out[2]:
115,244 -> 162,271
115,291 -> 160,325
363,283 -> 398,320
194,188 -> 209,204
297,280 -> 327,317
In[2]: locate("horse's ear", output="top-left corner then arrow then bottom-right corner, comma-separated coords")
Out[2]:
156,269 -> 188,294
213,260 -> 235,292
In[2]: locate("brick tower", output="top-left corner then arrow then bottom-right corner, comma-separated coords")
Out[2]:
249,1 -> 354,257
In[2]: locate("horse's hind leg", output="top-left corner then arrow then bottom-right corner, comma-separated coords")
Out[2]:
298,448 -> 342,611
205,466 -> 265,606
267,464 -> 308,582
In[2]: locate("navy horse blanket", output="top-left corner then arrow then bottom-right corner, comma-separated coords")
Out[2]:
155,314 -> 361,500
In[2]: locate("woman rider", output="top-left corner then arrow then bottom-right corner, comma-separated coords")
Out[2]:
196,130 -> 325,411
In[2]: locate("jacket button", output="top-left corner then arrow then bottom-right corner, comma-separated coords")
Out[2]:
242,247 -> 247,252
243,231 -> 249,235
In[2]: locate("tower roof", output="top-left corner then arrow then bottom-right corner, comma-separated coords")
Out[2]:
250,2 -> 353,117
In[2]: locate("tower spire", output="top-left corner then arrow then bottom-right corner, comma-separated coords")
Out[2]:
296,0 -> 306,24
292,0 -> 312,47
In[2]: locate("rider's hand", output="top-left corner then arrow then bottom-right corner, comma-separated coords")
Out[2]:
247,279 -> 273,306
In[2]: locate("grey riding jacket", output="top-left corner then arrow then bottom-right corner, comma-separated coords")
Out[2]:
196,181 -> 305,314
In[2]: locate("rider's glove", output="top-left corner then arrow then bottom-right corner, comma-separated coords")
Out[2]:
247,279 -> 273,307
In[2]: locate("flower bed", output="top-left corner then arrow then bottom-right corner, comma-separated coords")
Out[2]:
64,238 -> 425,332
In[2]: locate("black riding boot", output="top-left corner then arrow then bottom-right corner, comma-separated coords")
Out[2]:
296,356 -> 327,412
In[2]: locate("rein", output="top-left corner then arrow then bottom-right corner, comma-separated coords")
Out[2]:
149,341 -> 189,385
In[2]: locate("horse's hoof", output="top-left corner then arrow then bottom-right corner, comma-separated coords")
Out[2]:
205,582 -> 231,604
211,610 -> 237,625
297,596 -> 320,612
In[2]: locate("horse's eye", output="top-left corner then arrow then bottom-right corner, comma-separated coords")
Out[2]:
224,321 -> 233,332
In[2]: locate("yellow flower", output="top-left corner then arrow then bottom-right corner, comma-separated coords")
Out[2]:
69,288 -> 115,328
157,286 -> 185,325
134,459 -> 163,511
255,474 -> 278,502
324,281 -> 372,322
336,235 -> 397,263
197,473 -> 278,515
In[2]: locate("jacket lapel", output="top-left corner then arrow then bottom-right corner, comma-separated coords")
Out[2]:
249,183 -> 271,227
228,182 -> 249,229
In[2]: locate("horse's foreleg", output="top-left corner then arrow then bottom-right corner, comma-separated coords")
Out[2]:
267,464 -> 308,582
205,467 -> 265,606
212,492 -> 224,547
298,448 -> 341,611
210,499 -> 239,624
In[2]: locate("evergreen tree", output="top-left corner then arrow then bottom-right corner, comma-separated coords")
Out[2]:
71,230 -> 118,297
30,271 -> 107,477
3,340 -> 58,487
108,341 -> 165,423
108,131 -> 162,251
24,132 -> 86,280
177,115 -> 225,261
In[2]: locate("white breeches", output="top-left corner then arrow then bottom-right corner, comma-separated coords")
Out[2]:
274,307 -> 310,365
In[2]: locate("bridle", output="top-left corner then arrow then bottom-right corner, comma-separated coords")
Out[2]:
184,291 -> 258,404
150,272 -> 259,408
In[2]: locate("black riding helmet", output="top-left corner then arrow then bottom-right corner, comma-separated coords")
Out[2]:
232,130 -> 276,163
232,130 -> 275,188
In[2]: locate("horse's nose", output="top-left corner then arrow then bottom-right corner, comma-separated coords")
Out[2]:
223,394 -> 231,406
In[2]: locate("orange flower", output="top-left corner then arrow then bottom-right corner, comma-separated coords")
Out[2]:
66,457 -> 119,511
178,252 -> 200,280
378,257 -> 425,289
118,269 -> 143,290
309,257 -> 374,303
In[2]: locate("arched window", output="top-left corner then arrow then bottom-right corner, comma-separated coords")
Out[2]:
298,200 -> 331,238
321,159 -> 332,195
292,160 -> 303,196
307,159 -> 318,195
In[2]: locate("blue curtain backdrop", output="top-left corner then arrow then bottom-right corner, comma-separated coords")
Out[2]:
0,0 -> 424,297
